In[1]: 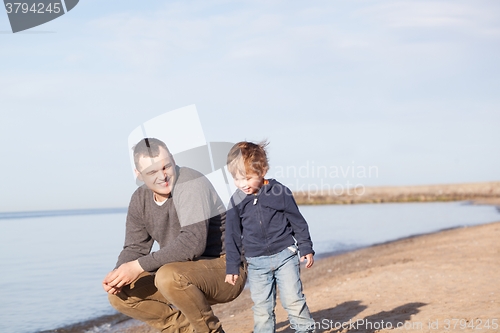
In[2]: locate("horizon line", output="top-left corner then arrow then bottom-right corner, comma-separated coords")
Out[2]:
0,207 -> 127,220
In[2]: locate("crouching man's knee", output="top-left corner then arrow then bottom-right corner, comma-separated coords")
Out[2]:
107,272 -> 158,314
108,292 -> 130,313
155,264 -> 184,300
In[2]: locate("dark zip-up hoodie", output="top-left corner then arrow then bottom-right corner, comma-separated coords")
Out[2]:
225,179 -> 314,275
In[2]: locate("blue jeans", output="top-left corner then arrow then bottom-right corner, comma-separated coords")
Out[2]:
246,246 -> 315,333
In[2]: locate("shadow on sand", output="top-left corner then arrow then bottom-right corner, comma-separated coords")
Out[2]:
276,300 -> 427,333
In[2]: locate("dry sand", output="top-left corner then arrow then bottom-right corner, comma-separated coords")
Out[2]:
119,221 -> 500,333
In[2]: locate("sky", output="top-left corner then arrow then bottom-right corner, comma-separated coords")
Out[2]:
1,0 -> 499,212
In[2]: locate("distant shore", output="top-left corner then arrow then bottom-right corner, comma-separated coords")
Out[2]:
293,181 -> 500,206
108,220 -> 500,333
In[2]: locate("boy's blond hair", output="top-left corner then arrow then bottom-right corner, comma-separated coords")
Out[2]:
227,141 -> 269,177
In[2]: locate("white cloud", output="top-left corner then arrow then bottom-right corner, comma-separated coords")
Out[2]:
357,1 -> 500,32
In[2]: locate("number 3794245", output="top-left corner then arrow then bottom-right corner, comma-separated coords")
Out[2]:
5,3 -> 61,14
444,319 -> 498,330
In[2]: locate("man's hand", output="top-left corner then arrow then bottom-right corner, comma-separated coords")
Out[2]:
300,253 -> 314,268
225,274 -> 239,286
102,260 -> 144,294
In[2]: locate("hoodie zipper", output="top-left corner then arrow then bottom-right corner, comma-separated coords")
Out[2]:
254,191 -> 272,256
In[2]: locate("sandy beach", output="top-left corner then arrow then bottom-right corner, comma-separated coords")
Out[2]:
115,220 -> 500,333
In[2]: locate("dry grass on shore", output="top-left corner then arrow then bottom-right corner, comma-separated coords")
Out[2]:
294,181 -> 500,206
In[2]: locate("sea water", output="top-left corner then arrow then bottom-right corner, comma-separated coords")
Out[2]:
0,202 -> 498,333
0,210 -> 127,333
301,202 -> 500,256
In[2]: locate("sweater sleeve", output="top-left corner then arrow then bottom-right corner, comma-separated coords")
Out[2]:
137,174 -> 214,272
225,196 -> 243,275
115,190 -> 154,268
283,187 -> 315,256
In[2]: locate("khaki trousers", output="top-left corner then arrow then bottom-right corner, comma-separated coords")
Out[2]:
108,256 -> 247,333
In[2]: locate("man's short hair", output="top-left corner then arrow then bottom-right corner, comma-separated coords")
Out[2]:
133,138 -> 171,170
227,141 -> 269,177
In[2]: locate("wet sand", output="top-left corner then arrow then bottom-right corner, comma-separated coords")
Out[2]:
116,221 -> 500,333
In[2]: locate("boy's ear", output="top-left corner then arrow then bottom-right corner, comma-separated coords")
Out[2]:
134,169 -> 143,181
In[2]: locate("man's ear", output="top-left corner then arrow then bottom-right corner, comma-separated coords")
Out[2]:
135,169 -> 143,182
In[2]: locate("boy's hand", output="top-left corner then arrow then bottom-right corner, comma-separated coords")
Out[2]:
225,274 -> 239,285
300,253 -> 314,268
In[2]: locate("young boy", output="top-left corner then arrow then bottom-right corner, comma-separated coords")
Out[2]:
224,141 -> 316,333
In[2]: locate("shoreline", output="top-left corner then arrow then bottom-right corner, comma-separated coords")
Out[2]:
215,220 -> 500,333
2,182 -> 499,218
293,181 -> 500,206
64,219 -> 500,333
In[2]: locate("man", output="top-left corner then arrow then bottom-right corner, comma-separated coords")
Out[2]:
103,138 -> 247,333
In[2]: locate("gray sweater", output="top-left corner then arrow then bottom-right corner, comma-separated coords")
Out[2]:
115,166 -> 226,272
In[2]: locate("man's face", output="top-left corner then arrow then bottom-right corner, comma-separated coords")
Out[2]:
135,147 -> 176,201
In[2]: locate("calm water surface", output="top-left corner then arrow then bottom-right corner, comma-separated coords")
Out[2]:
0,202 -> 498,333
301,202 -> 500,255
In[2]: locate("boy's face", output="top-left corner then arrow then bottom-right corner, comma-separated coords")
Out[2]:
233,171 -> 264,195
135,146 -> 176,201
